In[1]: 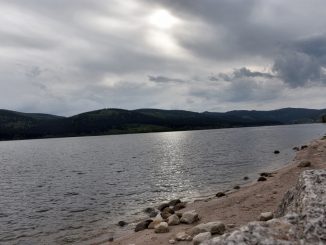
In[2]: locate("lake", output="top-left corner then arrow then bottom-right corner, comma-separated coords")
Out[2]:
0,124 -> 325,244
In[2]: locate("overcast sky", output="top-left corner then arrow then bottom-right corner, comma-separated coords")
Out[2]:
1,0 -> 326,116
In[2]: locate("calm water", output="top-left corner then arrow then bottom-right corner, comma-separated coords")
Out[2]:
0,124 -> 325,244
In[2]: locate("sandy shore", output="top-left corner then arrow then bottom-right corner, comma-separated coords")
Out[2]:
109,138 -> 326,245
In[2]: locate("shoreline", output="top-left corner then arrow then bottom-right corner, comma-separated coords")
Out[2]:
108,137 -> 326,245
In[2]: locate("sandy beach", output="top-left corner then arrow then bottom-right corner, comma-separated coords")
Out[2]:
109,138 -> 326,245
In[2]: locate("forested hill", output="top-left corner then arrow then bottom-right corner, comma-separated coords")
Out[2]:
0,108 -> 325,140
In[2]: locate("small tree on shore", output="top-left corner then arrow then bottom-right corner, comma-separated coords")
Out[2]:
322,115 -> 326,123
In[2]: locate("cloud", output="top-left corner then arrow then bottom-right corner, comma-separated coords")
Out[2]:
0,0 -> 326,115
148,75 -> 186,83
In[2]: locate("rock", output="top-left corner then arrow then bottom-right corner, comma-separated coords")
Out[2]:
300,145 -> 308,150
175,231 -> 192,241
161,210 -> 173,219
175,212 -> 183,218
233,185 -> 240,190
216,192 -> 226,198
154,222 -> 169,233
148,220 -> 162,229
157,203 -> 170,211
257,176 -> 267,182
260,172 -> 273,177
167,214 -> 180,226
117,221 -> 127,227
169,199 -> 181,206
259,212 -> 274,221
293,146 -> 300,151
226,223 -> 235,229
191,221 -> 226,235
163,207 -> 175,214
180,210 -> 199,224
169,239 -> 176,244
193,232 -> 211,245
203,170 -> 326,245
243,176 -> 249,180
274,150 -> 280,154
108,237 -> 114,242
174,202 -> 187,211
143,207 -> 158,217
134,219 -> 152,232
298,160 -> 311,167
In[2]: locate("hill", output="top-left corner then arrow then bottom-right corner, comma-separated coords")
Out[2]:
0,108 -> 325,140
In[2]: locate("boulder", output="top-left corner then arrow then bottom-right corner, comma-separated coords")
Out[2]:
174,202 -> 187,211
216,192 -> 226,198
243,176 -> 249,180
169,199 -> 181,206
259,212 -> 274,221
169,239 -> 176,244
257,176 -> 267,182
175,231 -> 192,241
167,214 -> 180,226
193,232 -> 211,245
144,207 -> 158,217
274,150 -> 280,154
293,146 -> 300,151
233,185 -> 240,190
154,222 -> 169,233
134,219 -> 152,232
191,221 -> 225,236
180,210 -> 199,224
298,160 -> 311,167
158,203 -> 170,211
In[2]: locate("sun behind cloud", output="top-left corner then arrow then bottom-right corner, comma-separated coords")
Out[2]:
148,9 -> 178,29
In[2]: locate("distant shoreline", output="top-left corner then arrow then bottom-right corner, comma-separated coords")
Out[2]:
110,137 -> 326,245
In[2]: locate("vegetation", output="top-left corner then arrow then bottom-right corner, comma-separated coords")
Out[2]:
0,108 -> 325,140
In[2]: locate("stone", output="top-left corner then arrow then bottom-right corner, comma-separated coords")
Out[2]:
260,172 -> 273,177
158,203 -> 170,211
167,214 -> 180,226
226,224 -> 235,229
233,185 -> 240,190
134,219 -> 152,232
257,176 -> 267,181
298,160 -> 311,167
180,210 -> 199,224
161,210 -> 173,219
144,207 -> 158,217
148,220 -> 162,229
216,192 -> 226,198
169,239 -> 176,244
293,146 -> 300,151
175,212 -> 183,218
191,221 -> 226,235
243,176 -> 249,180
274,150 -> 280,154
174,202 -> 187,211
193,232 -> 211,245
175,231 -> 192,241
163,207 -> 175,214
169,199 -> 181,206
154,222 -> 169,233
301,145 -> 308,150
118,221 -> 127,227
259,212 -> 274,221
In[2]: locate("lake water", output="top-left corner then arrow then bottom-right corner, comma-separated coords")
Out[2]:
0,124 -> 325,244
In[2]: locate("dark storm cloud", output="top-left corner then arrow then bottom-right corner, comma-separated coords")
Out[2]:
211,67 -> 274,82
272,34 -> 326,87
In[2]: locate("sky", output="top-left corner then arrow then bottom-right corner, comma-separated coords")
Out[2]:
0,0 -> 326,116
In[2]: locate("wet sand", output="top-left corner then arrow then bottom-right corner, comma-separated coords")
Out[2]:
109,138 -> 326,245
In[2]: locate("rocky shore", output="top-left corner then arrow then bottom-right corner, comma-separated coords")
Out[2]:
110,138 -> 326,245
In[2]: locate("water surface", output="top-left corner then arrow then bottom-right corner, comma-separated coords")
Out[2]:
0,124 -> 325,244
